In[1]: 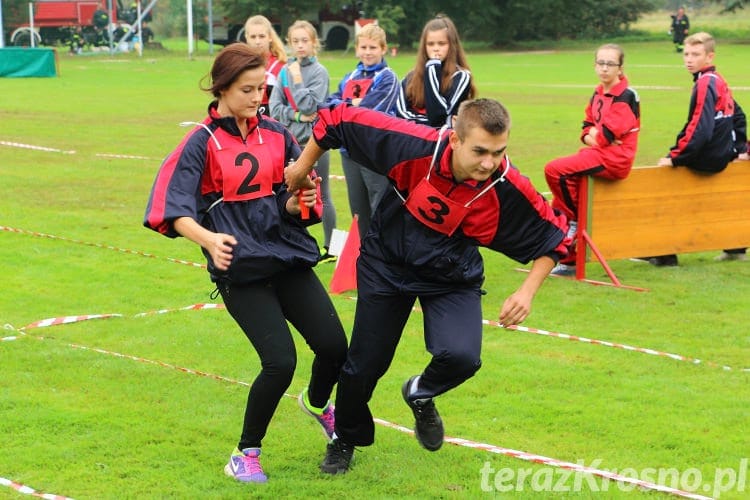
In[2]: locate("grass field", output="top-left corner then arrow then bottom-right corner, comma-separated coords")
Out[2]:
1,26 -> 749,499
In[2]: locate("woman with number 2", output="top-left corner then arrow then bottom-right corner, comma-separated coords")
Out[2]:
144,44 -> 347,484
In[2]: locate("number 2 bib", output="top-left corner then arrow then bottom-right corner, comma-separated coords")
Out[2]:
216,145 -> 276,202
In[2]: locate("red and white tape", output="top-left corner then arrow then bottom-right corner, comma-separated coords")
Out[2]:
22,314 -> 122,330
403,300 -> 749,372
0,226 -> 206,268
1,139 -> 351,175
134,303 -> 225,317
485,319 -> 749,372
0,476 -> 74,500
3,224 -> 747,371
68,343 -> 251,387
374,420 -> 711,499
8,325 -> 712,498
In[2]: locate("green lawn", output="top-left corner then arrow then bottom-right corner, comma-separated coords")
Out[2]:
1,36 -> 749,499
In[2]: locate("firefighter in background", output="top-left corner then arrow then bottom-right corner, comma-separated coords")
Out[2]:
69,25 -> 85,54
139,22 -> 154,44
670,6 -> 690,53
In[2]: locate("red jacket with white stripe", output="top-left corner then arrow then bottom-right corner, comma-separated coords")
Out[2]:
581,75 -> 640,174
667,66 -> 747,172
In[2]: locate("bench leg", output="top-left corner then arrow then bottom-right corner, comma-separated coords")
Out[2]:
580,230 -> 622,287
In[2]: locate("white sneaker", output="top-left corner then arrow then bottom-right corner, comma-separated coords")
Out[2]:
550,263 -> 576,276
566,220 -> 578,239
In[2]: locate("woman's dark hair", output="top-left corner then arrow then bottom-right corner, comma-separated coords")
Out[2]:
200,43 -> 266,98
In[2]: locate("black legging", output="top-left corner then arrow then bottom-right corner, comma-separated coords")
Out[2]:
217,268 -> 347,449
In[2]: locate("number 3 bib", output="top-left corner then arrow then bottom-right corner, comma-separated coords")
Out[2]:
404,178 -> 468,236
401,126 -> 508,237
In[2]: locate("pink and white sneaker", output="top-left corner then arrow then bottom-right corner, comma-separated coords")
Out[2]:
224,447 -> 267,483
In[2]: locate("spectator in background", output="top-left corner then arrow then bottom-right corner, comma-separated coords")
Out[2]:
325,23 -> 399,238
670,6 -> 690,53
544,44 -> 640,276
270,20 -> 338,262
649,32 -> 748,266
140,22 -> 154,44
396,15 -> 476,128
244,15 -> 287,116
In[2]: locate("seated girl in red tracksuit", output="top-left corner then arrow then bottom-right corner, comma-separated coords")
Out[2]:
544,43 -> 640,276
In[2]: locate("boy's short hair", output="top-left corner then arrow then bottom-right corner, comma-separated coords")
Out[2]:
356,24 -> 387,49
454,99 -> 511,139
685,32 -> 715,53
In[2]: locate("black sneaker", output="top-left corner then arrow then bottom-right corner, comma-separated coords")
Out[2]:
320,438 -> 354,474
401,376 -> 444,451
648,255 -> 678,267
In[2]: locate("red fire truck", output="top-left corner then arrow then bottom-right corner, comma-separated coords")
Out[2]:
7,0 -> 146,48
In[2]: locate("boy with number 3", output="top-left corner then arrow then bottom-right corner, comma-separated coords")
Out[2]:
285,98 -> 569,474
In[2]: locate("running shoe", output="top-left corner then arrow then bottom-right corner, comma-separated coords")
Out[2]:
550,263 -> 576,276
224,447 -> 267,483
320,438 -> 354,474
298,388 -> 335,440
402,376 -> 444,451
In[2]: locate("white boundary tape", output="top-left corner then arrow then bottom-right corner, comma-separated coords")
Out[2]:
3,317 -> 712,498
485,320 -> 750,373
1,141 -> 349,181
0,140 -> 75,154
4,224 -> 748,371
0,226 -> 206,269
95,153 -> 155,160
375,420 -> 712,499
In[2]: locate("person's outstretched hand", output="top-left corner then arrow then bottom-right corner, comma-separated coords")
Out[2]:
498,289 -> 533,327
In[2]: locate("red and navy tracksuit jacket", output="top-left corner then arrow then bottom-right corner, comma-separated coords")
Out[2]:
312,104 -> 569,291
581,75 -> 640,175
668,66 -> 747,172
143,103 -> 322,284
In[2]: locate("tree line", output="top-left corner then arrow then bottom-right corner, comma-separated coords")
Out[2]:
4,0 -> 746,48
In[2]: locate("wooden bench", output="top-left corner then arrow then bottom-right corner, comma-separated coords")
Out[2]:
573,159 -> 750,289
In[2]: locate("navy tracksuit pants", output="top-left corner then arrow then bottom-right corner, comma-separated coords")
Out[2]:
333,256 -> 483,446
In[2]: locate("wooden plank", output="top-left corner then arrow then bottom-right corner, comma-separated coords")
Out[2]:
587,160 -> 750,260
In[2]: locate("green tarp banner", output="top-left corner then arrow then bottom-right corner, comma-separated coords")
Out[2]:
0,48 -> 58,77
